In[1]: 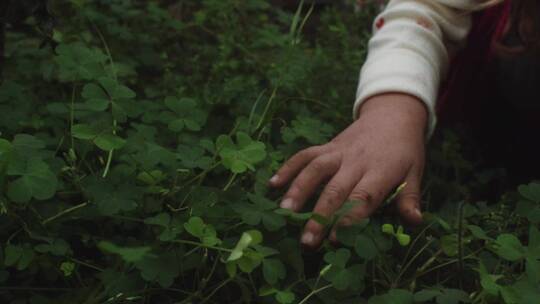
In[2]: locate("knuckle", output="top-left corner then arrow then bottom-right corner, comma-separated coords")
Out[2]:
349,188 -> 374,205
323,184 -> 347,206
309,158 -> 327,172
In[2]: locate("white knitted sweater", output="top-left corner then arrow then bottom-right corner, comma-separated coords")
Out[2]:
355,0 -> 481,135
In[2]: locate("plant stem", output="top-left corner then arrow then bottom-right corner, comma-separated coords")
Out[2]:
393,238 -> 435,287
171,239 -> 232,253
69,257 -> 104,272
222,173 -> 237,191
298,284 -> 332,304
42,202 -> 88,225
199,278 -> 233,304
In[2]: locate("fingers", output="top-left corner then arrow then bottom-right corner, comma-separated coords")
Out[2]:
301,167 -> 360,248
268,145 -> 326,188
328,173 -> 398,242
396,169 -> 423,226
279,153 -> 341,211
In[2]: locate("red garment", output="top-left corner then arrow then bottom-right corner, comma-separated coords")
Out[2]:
437,0 -> 512,124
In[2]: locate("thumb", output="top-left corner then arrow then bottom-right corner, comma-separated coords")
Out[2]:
396,172 -> 423,226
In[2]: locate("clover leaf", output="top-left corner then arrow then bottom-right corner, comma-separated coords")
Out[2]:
98,241 -> 151,263
354,234 -> 378,260
144,213 -> 183,241
232,193 -> 285,231
217,132 -> 266,174
227,230 -> 263,262
72,124 -> 126,151
275,291 -> 295,304
369,289 -> 414,304
135,251 -> 180,288
263,258 -> 287,285
281,115 -> 334,145
382,224 -> 411,247
34,238 -> 72,256
7,157 -> 57,203
4,244 -> 35,271
519,183 -> 540,203
494,234 -> 526,261
322,248 -> 364,290
81,83 -> 110,111
184,217 -> 221,246
162,96 -> 206,132
54,43 -> 107,82
86,180 -> 141,215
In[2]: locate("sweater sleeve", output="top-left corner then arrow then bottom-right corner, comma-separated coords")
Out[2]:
354,0 -> 476,136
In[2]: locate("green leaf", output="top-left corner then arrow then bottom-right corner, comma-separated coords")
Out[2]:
477,262 -> 502,296
135,251 -> 180,288
217,132 -> 266,174
468,225 -> 491,240
237,250 -> 264,273
4,244 -> 35,270
184,217 -> 221,246
529,225 -> 540,256
144,213 -> 183,241
17,246 -> 35,270
163,97 -> 205,132
275,291 -> 295,304
60,261 -> 75,277
7,158 -> 58,203
87,181 -> 140,216
382,224 -> 395,235
436,289 -> 471,304
311,213 -> 332,227
72,124 -> 97,140
34,239 -> 72,256
324,248 -> 351,268
94,134 -> 126,151
144,213 -> 170,227
369,289 -> 414,304
97,77 -> 136,100
526,257 -> 540,285
494,234 -> 526,261
184,217 -> 206,238
226,262 -> 237,278
82,83 -> 109,111
281,116 -> 334,144
414,290 -> 442,302
233,194 -> 285,231
54,43 -> 107,81
4,244 -> 23,267
519,183 -> 540,203
354,234 -> 378,260
396,233 -> 411,246
98,241 -> 151,263
228,230 -> 262,262
441,234 -> 459,257
262,258 -> 286,285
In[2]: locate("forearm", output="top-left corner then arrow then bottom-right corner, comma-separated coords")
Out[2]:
354,0 -> 476,136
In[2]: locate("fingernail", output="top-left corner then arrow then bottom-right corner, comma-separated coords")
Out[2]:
269,174 -> 279,184
280,198 -> 295,209
414,208 -> 422,218
301,232 -> 315,245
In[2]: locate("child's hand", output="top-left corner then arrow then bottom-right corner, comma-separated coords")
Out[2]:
269,93 -> 427,248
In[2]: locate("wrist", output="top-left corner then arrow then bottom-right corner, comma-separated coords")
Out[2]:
357,93 -> 428,134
